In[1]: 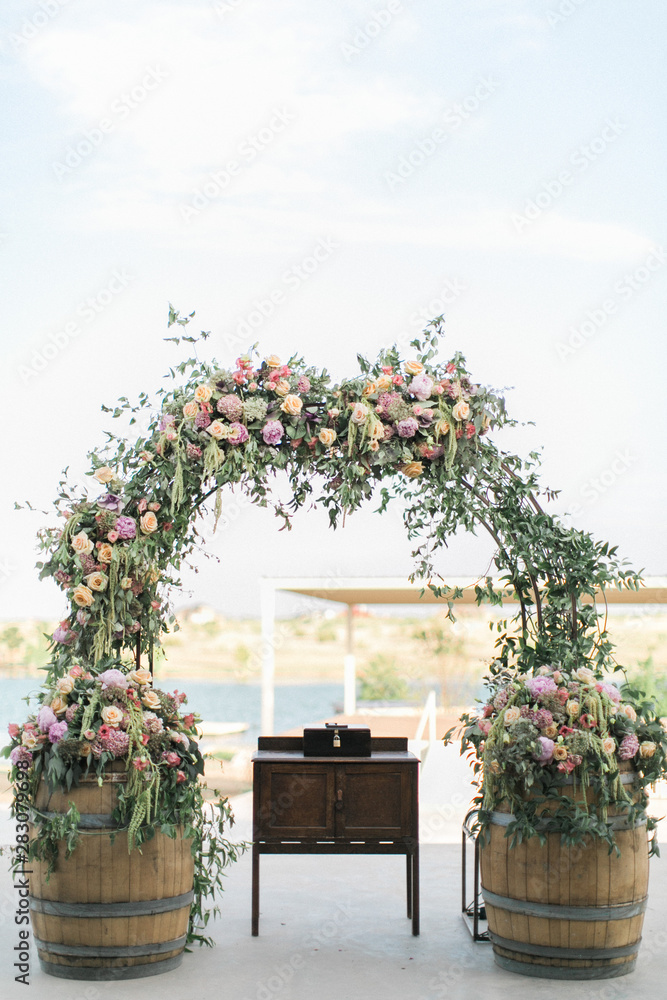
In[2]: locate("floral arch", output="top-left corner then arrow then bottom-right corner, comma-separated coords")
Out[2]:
40,307 -> 638,691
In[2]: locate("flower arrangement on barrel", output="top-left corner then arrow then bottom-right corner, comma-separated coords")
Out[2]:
6,307 -> 663,980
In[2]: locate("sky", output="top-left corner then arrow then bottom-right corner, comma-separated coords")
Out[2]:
0,0 -> 665,621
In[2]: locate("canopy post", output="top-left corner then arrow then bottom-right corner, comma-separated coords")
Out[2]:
260,579 -> 275,736
343,603 -> 356,716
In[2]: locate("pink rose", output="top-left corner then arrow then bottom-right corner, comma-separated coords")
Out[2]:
162,751 -> 180,768
8,723 -> 19,739
176,770 -> 187,784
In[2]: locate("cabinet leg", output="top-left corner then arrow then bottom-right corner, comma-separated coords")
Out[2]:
406,854 -> 412,919
252,843 -> 259,936
411,846 -> 420,936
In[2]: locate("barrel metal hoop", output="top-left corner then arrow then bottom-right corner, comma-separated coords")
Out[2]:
557,771 -> 637,787
34,935 -> 187,958
493,953 -> 637,981
37,811 -> 117,830
30,889 -> 194,918
489,810 -> 646,832
78,772 -> 128,784
482,888 -> 648,921
38,953 -> 184,981
489,931 -> 641,960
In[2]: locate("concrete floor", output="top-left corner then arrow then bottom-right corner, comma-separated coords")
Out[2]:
2,744 -> 667,999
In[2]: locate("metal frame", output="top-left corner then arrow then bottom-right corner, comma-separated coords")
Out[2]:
461,808 -> 489,942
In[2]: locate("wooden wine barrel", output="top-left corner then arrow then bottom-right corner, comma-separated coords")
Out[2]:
29,768 -> 195,980
479,770 -> 649,979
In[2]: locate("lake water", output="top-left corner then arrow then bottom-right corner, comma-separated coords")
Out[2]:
0,677 -> 344,748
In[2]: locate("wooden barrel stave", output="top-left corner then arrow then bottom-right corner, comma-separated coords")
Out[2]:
480,786 -> 649,979
30,773 -> 194,979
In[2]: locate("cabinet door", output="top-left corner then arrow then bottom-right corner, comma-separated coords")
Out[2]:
256,764 -> 336,839
336,764 -> 413,839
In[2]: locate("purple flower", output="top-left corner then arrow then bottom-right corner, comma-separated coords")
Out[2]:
98,669 -> 129,691
297,375 -> 311,393
534,709 -> 553,730
227,422 -> 249,445
417,409 -> 434,426
159,414 -> 176,431
493,688 -> 509,711
52,625 -> 75,645
597,681 -> 621,704
186,443 -> 202,460
48,721 -> 68,744
10,746 -> 32,766
217,394 -> 244,420
408,374 -> 434,401
100,729 -> 130,757
115,516 -> 137,540
397,417 -> 419,438
37,706 -> 57,733
262,420 -> 284,445
65,703 -> 79,723
533,737 -> 555,763
195,411 -> 211,429
525,676 -> 558,699
97,494 -> 124,513
619,734 -> 640,760
76,610 -> 89,626
383,424 -> 395,440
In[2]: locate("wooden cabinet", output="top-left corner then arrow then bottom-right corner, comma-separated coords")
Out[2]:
252,737 -> 419,935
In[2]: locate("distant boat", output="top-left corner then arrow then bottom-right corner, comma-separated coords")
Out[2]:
198,722 -> 250,737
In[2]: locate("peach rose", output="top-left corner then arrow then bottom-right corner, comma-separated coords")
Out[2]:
350,402 -> 370,424
22,731 -> 39,749
207,420 -> 226,440
139,512 -> 158,534
362,381 -> 377,397
369,440 -> 380,452
51,695 -> 68,715
274,379 -> 290,396
621,704 -> 637,722
182,400 -> 199,419
602,737 -> 616,755
405,361 -> 424,375
575,667 -> 596,684
266,354 -> 282,368
128,668 -> 152,687
85,571 -> 108,592
101,705 -> 124,728
97,543 -> 113,565
504,706 -> 521,725
553,745 -> 568,760
148,566 -> 161,584
401,461 -> 423,479
376,375 -> 392,391
73,584 -> 95,607
280,394 -> 303,415
194,385 -> 212,403
434,419 -> 450,438
71,531 -> 94,556
79,741 -> 93,757
319,428 -> 337,446
640,742 -> 657,758
452,400 -> 470,422
544,724 -> 558,739
56,676 -> 75,695
566,700 -> 580,717
94,466 -> 114,484
120,577 -> 133,590
142,690 -> 161,710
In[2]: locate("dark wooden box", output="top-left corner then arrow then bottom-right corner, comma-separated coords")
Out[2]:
303,723 -> 371,757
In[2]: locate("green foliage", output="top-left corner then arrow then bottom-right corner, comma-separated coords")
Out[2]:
358,655 -> 410,701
